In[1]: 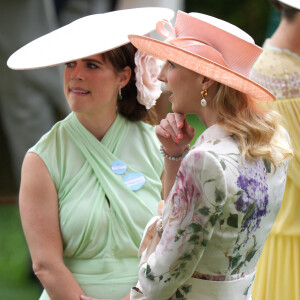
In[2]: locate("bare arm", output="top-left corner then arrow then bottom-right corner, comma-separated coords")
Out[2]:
19,153 -> 85,300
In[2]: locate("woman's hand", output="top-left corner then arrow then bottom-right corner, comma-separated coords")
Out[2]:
156,113 -> 195,156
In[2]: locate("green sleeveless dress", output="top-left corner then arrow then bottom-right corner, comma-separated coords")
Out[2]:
29,112 -> 163,300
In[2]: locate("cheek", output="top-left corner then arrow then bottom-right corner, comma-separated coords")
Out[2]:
168,73 -> 181,88
63,77 -> 69,98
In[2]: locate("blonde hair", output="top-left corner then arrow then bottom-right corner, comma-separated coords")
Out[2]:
211,84 -> 293,167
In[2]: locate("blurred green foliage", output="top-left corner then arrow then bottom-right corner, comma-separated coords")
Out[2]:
185,0 -> 273,46
0,206 -> 41,299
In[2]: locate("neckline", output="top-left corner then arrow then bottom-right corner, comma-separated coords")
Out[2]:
264,40 -> 300,61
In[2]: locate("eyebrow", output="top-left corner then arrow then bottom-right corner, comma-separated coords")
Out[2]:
82,58 -> 103,65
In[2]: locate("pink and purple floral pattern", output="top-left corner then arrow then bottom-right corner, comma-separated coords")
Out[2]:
136,124 -> 288,300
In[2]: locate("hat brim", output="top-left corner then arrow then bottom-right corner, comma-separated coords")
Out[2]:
7,7 -> 174,70
279,0 -> 300,9
129,34 -> 275,102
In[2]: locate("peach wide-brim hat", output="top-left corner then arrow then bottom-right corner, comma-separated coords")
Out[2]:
279,0 -> 300,9
7,7 -> 174,70
129,11 -> 275,102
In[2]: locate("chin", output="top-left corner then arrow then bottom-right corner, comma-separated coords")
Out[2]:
171,104 -> 185,114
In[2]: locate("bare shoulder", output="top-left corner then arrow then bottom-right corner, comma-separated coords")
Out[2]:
20,152 -> 57,206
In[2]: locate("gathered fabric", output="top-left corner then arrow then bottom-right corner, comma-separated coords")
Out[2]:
30,112 -> 163,300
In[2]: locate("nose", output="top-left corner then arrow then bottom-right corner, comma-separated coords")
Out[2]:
70,63 -> 84,80
157,63 -> 167,83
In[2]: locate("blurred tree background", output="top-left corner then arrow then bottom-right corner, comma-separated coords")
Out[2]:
185,0 -> 280,46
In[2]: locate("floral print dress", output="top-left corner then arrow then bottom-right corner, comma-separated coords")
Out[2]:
133,124 -> 288,300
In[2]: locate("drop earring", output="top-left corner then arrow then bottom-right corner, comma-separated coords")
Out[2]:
200,89 -> 207,107
118,87 -> 122,101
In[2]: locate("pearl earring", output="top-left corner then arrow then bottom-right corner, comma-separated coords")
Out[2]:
200,89 -> 208,107
118,87 -> 122,101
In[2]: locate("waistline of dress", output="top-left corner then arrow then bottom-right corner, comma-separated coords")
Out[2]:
64,257 -> 140,281
183,270 -> 256,300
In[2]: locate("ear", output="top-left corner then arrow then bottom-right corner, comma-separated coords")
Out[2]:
118,66 -> 132,88
201,76 -> 215,90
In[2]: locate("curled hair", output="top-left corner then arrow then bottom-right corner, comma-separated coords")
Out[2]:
102,44 -> 158,125
270,0 -> 299,21
211,84 -> 293,167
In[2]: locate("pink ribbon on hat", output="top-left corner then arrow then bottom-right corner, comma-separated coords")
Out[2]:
156,19 -> 230,69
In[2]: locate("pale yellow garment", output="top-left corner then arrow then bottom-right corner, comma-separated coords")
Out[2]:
250,43 -> 300,300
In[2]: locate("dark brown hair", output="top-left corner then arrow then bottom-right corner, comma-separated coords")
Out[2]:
102,44 -> 158,125
270,0 -> 300,21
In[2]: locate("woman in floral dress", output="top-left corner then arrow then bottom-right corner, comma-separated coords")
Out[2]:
125,11 -> 293,300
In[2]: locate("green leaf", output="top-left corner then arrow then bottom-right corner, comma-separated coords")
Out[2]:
209,214 -> 219,226
215,205 -> 224,213
188,234 -> 200,244
263,158 -> 271,173
245,249 -> 257,262
176,289 -> 184,299
198,206 -> 210,216
204,178 -> 215,184
201,239 -> 209,247
229,254 -> 242,269
177,229 -> 186,235
213,139 -> 221,145
215,188 -> 225,203
181,285 -> 192,294
179,253 -> 193,261
220,160 -> 226,170
145,265 -> 151,275
227,214 -> 239,228
146,274 -> 155,280
241,203 -> 255,225
179,262 -> 187,269
191,248 -> 198,256
235,190 -> 243,197
188,223 -> 203,232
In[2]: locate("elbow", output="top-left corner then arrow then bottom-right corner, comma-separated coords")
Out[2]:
32,259 -> 55,279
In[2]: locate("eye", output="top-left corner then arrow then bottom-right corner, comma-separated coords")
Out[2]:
65,61 -> 75,68
87,62 -> 99,69
167,61 -> 176,68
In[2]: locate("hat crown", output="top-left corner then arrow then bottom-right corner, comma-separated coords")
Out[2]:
162,11 -> 262,77
128,10 -> 275,102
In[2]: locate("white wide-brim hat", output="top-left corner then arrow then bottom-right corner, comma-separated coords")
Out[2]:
7,7 -> 174,70
278,0 -> 300,9
129,11 -> 275,102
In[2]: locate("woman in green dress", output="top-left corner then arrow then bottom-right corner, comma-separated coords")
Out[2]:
8,8 -> 174,300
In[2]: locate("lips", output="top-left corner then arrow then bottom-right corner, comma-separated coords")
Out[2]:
70,88 -> 89,94
165,91 -> 173,101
